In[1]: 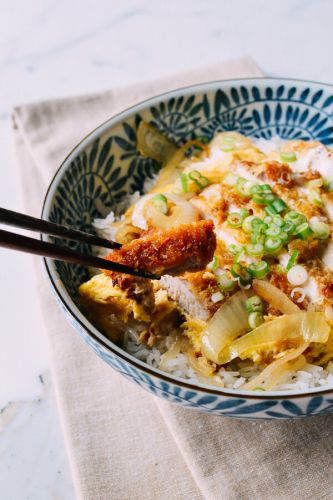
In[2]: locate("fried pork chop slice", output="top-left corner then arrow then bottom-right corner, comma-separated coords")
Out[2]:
103,220 -> 216,279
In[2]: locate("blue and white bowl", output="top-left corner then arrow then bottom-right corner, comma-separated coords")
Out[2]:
42,78 -> 333,420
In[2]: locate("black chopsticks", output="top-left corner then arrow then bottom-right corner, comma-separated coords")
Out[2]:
0,207 -> 120,249
0,208 -> 159,280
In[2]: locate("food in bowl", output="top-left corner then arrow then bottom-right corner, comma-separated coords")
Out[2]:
79,124 -> 333,392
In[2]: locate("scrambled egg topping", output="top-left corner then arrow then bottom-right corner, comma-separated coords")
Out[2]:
79,130 -> 333,385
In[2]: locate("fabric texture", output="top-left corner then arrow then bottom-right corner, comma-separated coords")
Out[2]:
12,57 -> 333,500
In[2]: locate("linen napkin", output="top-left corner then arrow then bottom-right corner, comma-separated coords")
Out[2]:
12,57 -> 333,500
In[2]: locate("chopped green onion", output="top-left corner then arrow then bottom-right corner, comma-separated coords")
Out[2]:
180,173 -> 188,193
284,211 -> 307,227
188,170 -> 209,189
236,177 -> 254,197
308,189 -> 323,207
264,216 -> 273,225
272,215 -> 284,227
311,221 -> 330,240
151,194 -> 168,214
264,237 -> 283,254
286,250 -> 299,270
230,263 -> 252,285
248,260 -> 269,278
251,233 -> 265,245
248,311 -> 264,329
245,243 -> 264,257
227,212 -> 243,228
279,231 -> 289,243
252,192 -> 276,205
272,198 -> 287,213
265,225 -> 281,237
295,222 -> 314,240
246,295 -> 264,313
217,272 -> 237,292
240,208 -> 250,219
254,387 -> 266,391
207,255 -> 218,271
228,244 -> 240,255
223,173 -> 238,186
283,219 -> 296,234
242,215 -> 262,233
265,204 -> 277,216
280,151 -> 297,163
251,184 -> 272,195
234,247 -> 245,263
220,138 -> 235,152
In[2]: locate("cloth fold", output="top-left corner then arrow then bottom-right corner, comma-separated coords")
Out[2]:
12,57 -> 333,500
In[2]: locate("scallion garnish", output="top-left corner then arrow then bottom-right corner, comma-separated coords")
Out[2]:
310,221 -> 330,240
217,272 -> 237,292
188,170 -> 209,189
227,212 -> 244,228
245,295 -> 264,313
230,263 -> 252,285
286,250 -> 299,271
264,237 -> 283,254
151,194 -> 168,214
236,177 -> 254,198
242,215 -> 262,233
294,222 -> 314,240
228,244 -> 240,255
248,261 -> 269,279
248,311 -> 264,329
272,215 -> 284,227
280,151 -> 297,163
284,211 -> 307,227
207,255 -> 218,271
265,204 -> 277,216
308,189 -> 323,207
245,243 -> 264,257
180,173 -> 188,193
283,219 -> 296,235
265,225 -> 282,237
272,198 -> 287,213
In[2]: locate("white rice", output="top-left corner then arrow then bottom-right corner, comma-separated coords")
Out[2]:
93,155 -> 333,392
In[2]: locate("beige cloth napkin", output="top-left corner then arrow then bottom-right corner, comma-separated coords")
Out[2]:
12,57 -> 333,500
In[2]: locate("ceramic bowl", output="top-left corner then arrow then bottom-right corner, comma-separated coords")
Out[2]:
42,78 -> 333,420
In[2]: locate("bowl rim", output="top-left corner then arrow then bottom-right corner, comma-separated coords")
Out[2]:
42,76 -> 333,400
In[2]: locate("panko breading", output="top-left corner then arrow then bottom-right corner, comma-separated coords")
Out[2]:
103,220 -> 216,278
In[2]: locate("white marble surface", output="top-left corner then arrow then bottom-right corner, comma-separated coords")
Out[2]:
1,0 -> 333,498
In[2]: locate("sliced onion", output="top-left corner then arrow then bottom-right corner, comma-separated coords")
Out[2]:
324,305 -> 333,327
137,121 -> 177,163
252,279 -> 300,314
287,265 -> 308,286
159,337 -> 185,371
290,287 -> 306,303
242,343 -> 308,390
218,312 -> 330,365
132,193 -> 199,230
201,290 -> 252,364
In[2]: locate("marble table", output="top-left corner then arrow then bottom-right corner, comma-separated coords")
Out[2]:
1,0 -> 333,498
